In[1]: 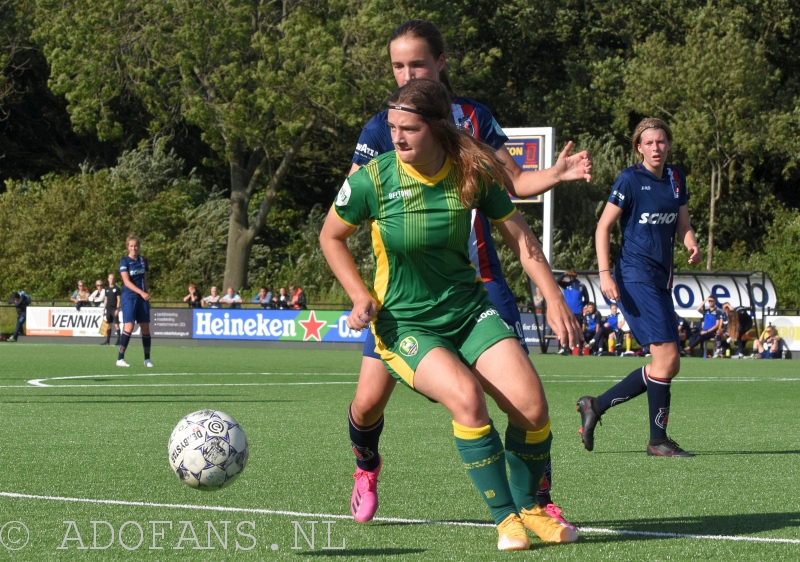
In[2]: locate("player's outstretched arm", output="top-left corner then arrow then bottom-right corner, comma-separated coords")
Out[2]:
497,140 -> 592,200
497,211 -> 582,349
319,205 -> 376,331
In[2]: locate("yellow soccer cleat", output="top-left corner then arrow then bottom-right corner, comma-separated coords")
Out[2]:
520,505 -> 579,543
496,514 -> 530,551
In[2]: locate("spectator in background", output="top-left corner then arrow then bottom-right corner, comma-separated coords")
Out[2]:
583,302 -> 603,355
684,296 -> 723,356
221,287 -> 243,309
289,284 -> 307,310
676,313 -> 691,353
7,291 -> 31,342
532,286 -> 545,314
556,269 -> 589,355
252,286 -> 273,309
751,324 -> 781,359
597,303 -> 622,356
615,305 -> 635,355
203,286 -> 222,309
70,280 -> 90,310
183,283 -> 203,308
101,273 -> 121,346
722,303 -> 754,359
89,280 -> 106,307
273,287 -> 290,310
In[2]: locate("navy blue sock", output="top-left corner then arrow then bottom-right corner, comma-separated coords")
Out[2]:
349,405 -> 383,471
596,367 -> 648,413
737,339 -> 745,355
647,375 -> 671,440
142,335 -> 151,360
118,331 -> 132,360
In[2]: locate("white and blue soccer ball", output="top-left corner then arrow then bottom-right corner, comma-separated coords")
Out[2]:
168,409 -> 249,490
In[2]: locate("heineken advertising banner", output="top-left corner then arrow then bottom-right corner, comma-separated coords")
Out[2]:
192,309 -> 368,343
26,307 -> 367,343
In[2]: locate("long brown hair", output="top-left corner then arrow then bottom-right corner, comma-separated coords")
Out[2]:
387,79 -> 506,208
388,20 -> 454,95
723,303 -> 738,338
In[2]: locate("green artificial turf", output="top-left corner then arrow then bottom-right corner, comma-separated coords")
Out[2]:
0,342 -> 798,560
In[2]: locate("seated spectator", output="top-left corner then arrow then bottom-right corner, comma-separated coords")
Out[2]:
251,286 -> 273,309
615,306 -> 635,355
221,287 -> 243,309
676,312 -> 691,350
203,286 -> 222,309
288,284 -> 307,310
710,305 -> 731,358
183,283 -> 203,308
70,280 -> 90,310
751,324 -> 782,359
583,302 -> 603,355
721,303 -> 754,359
272,287 -> 291,310
684,296 -> 723,356
88,280 -> 106,307
600,303 -> 621,355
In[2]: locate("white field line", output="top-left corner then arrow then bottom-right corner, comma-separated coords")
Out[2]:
1,492 -> 798,545
23,372 -> 357,388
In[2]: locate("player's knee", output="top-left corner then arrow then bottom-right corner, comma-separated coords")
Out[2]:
446,378 -> 487,418
527,402 -> 550,430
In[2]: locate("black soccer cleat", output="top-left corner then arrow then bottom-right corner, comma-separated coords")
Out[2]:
576,396 -> 601,451
647,437 -> 695,457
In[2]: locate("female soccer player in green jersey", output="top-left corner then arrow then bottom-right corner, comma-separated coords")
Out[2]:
320,79 -> 581,550
345,19 -> 589,532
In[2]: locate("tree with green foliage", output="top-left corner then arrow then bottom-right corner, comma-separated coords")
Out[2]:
31,0 -> 400,291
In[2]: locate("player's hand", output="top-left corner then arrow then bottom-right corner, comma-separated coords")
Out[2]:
545,297 -> 583,350
600,274 -> 620,303
687,245 -> 702,265
347,297 -> 377,332
554,141 -> 592,183
141,291 -> 151,301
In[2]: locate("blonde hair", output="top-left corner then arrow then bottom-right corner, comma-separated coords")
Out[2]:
125,235 -> 140,245
631,118 -> 673,162
387,79 -> 506,208
723,303 -> 738,339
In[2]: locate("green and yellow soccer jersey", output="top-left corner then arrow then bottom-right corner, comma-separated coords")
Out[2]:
333,151 -> 516,332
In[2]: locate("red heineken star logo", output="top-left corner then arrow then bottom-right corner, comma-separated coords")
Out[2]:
299,311 -> 327,341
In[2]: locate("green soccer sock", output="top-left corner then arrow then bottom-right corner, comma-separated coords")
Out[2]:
453,420 -> 516,525
505,419 -> 553,512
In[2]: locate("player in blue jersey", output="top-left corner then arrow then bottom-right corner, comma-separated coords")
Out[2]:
576,118 -> 702,457
117,235 -> 153,368
346,19 -> 592,527
684,296 -> 724,356
582,302 -> 604,355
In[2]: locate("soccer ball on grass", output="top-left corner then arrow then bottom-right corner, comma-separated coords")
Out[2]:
168,409 -> 249,490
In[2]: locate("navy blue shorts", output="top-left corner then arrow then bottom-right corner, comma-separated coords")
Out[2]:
121,298 -> 150,325
361,278 -> 528,358
615,277 -> 679,348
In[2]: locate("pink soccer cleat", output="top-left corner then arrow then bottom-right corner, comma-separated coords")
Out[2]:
351,457 -> 382,522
